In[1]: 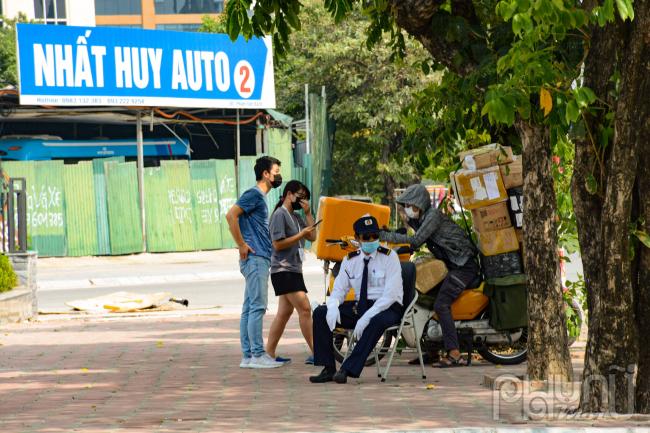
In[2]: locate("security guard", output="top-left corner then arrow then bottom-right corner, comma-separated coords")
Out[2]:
309,215 -> 403,384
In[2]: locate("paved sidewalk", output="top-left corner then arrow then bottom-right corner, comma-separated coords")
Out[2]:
1,312 -> 647,433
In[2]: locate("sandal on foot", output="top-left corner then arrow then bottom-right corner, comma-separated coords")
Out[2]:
436,354 -> 469,368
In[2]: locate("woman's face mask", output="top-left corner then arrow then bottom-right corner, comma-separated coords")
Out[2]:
405,206 -> 419,219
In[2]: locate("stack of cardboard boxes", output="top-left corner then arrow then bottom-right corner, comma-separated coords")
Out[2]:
451,144 -> 524,278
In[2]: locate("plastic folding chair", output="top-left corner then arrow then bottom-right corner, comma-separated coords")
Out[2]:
345,261 -> 427,382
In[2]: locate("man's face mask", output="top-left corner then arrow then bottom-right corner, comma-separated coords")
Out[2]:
405,206 -> 419,219
270,173 -> 283,189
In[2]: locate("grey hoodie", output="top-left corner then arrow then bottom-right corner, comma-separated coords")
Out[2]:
380,184 -> 477,268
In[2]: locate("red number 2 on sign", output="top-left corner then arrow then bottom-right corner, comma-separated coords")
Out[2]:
239,66 -> 251,93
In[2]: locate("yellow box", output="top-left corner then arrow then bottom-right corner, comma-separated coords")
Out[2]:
451,166 -> 508,210
414,257 -> 448,294
459,144 -> 514,170
477,227 -> 520,256
312,197 -> 391,262
499,155 -> 523,189
471,202 -> 512,233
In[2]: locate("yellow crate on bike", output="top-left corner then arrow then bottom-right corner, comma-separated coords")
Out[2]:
312,197 -> 391,262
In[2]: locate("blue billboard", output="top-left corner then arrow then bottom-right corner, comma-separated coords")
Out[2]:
15,24 -> 276,109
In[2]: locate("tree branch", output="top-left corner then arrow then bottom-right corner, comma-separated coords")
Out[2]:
388,0 -> 479,76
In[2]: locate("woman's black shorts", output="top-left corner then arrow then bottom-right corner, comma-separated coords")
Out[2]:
270,271 -> 308,296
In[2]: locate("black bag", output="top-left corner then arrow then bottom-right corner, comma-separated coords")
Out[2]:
481,251 -> 523,279
484,273 -> 528,330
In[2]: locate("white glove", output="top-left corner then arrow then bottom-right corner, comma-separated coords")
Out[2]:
326,302 -> 340,331
353,314 -> 371,340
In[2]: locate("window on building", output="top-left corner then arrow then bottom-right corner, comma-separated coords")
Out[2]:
33,0 -> 67,25
97,24 -> 142,28
156,23 -> 201,32
94,0 -> 142,15
154,0 -> 224,14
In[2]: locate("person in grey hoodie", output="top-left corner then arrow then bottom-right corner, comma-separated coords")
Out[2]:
380,183 -> 480,367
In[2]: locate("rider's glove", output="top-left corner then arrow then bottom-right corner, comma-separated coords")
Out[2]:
352,313 -> 371,340
326,300 -> 340,331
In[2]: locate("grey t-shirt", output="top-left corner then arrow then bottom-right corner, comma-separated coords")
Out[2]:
269,206 -> 306,274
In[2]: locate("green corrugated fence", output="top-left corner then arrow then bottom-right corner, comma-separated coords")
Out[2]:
105,161 -> 143,255
1,146 -> 318,256
63,162 -> 99,256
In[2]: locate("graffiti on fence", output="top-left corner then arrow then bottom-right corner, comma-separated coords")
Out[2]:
26,185 -> 64,229
168,188 -> 193,225
194,187 -> 220,225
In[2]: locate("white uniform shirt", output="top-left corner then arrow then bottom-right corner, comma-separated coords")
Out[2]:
327,247 -> 403,321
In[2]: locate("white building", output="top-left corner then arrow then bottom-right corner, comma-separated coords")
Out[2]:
1,1 -> 223,31
1,0 -> 96,26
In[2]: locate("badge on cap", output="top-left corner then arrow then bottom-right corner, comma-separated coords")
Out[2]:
365,219 -> 372,226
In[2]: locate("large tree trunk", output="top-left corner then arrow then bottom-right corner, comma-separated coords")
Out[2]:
635,142 -> 650,413
574,19 -> 621,413
577,2 -> 649,412
631,0 -> 650,413
516,120 -> 573,382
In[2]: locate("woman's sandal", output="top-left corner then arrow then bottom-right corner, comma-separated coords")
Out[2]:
436,354 -> 469,368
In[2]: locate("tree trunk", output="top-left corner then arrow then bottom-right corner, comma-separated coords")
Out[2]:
631,0 -> 650,413
635,143 -> 650,413
516,120 -> 573,382
577,2 -> 649,411
574,19 -> 621,413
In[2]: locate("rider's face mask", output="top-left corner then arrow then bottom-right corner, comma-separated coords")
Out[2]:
405,206 -> 419,219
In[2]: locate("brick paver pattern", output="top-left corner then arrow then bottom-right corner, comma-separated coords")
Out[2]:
1,313 -> 646,432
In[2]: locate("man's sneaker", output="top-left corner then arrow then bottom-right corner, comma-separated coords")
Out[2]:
304,355 -> 314,365
275,356 -> 292,364
239,357 -> 252,368
249,353 -> 284,369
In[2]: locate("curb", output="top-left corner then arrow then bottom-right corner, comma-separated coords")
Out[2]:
38,265 -> 325,291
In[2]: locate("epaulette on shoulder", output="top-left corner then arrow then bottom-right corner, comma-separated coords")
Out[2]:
347,250 -> 361,259
377,246 -> 391,255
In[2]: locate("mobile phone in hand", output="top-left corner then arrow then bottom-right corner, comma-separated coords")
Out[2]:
312,219 -> 323,228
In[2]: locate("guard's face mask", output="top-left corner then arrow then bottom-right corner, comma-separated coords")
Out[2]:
361,239 -> 380,254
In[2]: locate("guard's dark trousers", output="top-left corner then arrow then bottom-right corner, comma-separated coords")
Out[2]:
313,301 -> 401,378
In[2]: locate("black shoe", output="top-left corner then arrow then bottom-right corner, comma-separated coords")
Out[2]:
334,368 -> 348,384
408,352 -> 439,365
309,367 -> 335,383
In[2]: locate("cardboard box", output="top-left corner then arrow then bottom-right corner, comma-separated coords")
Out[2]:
477,227 -> 519,256
499,155 -> 523,189
451,166 -> 508,210
312,197 -> 391,262
471,202 -> 512,233
414,257 -> 448,294
516,228 -> 525,257
459,144 -> 514,170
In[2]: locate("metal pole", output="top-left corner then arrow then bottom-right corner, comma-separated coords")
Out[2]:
304,84 -> 310,154
136,111 -> 147,252
235,108 -> 241,197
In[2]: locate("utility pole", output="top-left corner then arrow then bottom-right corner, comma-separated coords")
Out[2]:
136,111 -> 147,252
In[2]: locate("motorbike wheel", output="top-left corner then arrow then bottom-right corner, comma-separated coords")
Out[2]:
332,329 -> 393,366
477,327 -> 528,365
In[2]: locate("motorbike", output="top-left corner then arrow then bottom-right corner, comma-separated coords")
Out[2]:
322,236 -> 582,367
